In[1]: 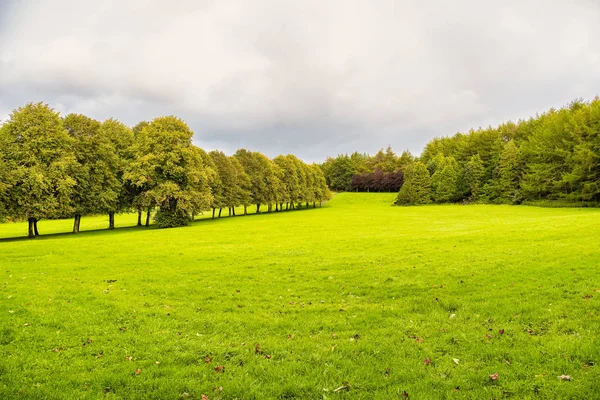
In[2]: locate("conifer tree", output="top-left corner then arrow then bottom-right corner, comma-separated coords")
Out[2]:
395,162 -> 431,205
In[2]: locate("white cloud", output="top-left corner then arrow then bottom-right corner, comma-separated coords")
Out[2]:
1,0 -> 599,160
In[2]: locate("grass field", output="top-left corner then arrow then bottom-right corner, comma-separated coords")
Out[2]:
1,193 -> 599,399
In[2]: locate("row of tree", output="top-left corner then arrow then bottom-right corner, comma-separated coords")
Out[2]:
0,103 -> 331,237
395,98 -> 600,205
321,146 -> 414,191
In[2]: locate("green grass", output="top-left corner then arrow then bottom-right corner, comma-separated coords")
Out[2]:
1,193 -> 599,399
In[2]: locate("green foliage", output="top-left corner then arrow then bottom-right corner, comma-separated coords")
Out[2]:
2,103 -> 77,228
395,161 -> 431,205
321,148 -> 411,191
125,116 -> 212,227
431,155 -> 459,203
64,114 -> 121,221
463,154 -> 485,200
483,140 -> 523,204
100,119 -> 135,214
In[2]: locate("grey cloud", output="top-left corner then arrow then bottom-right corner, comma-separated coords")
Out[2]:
1,0 -> 600,162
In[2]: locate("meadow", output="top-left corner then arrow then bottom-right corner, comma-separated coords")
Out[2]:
0,193 -> 599,399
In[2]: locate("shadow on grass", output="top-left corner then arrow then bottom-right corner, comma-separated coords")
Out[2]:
0,205 -> 329,243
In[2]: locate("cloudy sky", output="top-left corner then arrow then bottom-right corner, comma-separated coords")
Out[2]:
1,0 -> 599,161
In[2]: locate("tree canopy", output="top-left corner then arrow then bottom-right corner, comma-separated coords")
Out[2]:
0,102 -> 330,237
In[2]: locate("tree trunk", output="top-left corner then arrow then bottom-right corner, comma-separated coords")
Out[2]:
34,219 -> 39,236
268,203 -> 272,212
108,212 -> 115,230
275,203 -> 279,212
145,207 -> 151,227
212,208 -> 215,219
73,214 -> 81,234
137,209 -> 142,226
256,204 -> 260,213
313,202 -> 316,208
28,218 -> 35,238
244,205 -> 247,215
306,202 -> 309,208
232,207 -> 236,216
218,208 -> 222,218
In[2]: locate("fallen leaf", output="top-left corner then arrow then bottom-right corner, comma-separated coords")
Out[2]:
424,358 -> 431,365
558,374 -> 571,381
155,361 -> 161,365
204,356 -> 211,363
453,358 -> 460,364
201,395 -> 209,400
135,368 -> 142,375
489,373 -> 499,381
505,358 -> 510,365
415,337 -> 423,343
449,314 -> 456,318
255,343 -> 261,354
333,385 -> 349,392
214,365 -> 224,373
401,390 -> 409,398
499,329 -> 505,335
120,327 -> 127,331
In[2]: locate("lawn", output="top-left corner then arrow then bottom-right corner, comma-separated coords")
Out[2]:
0,193 -> 599,399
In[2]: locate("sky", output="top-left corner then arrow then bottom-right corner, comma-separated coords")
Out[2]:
1,0 -> 599,162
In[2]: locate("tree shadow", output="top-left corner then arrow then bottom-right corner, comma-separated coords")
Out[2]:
0,204 -> 330,242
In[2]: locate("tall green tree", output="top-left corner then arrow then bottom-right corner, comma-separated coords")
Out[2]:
100,119 -> 135,228
273,155 -> 299,210
125,116 -> 212,228
432,155 -> 459,203
395,161 -> 431,205
463,154 -> 485,200
229,156 -> 252,214
3,103 -> 77,237
234,150 -> 277,214
0,124 -> 13,221
484,140 -> 523,203
64,114 -> 121,233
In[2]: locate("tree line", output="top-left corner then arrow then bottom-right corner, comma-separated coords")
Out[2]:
321,146 -> 413,192
320,98 -> 600,207
0,103 -> 331,237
